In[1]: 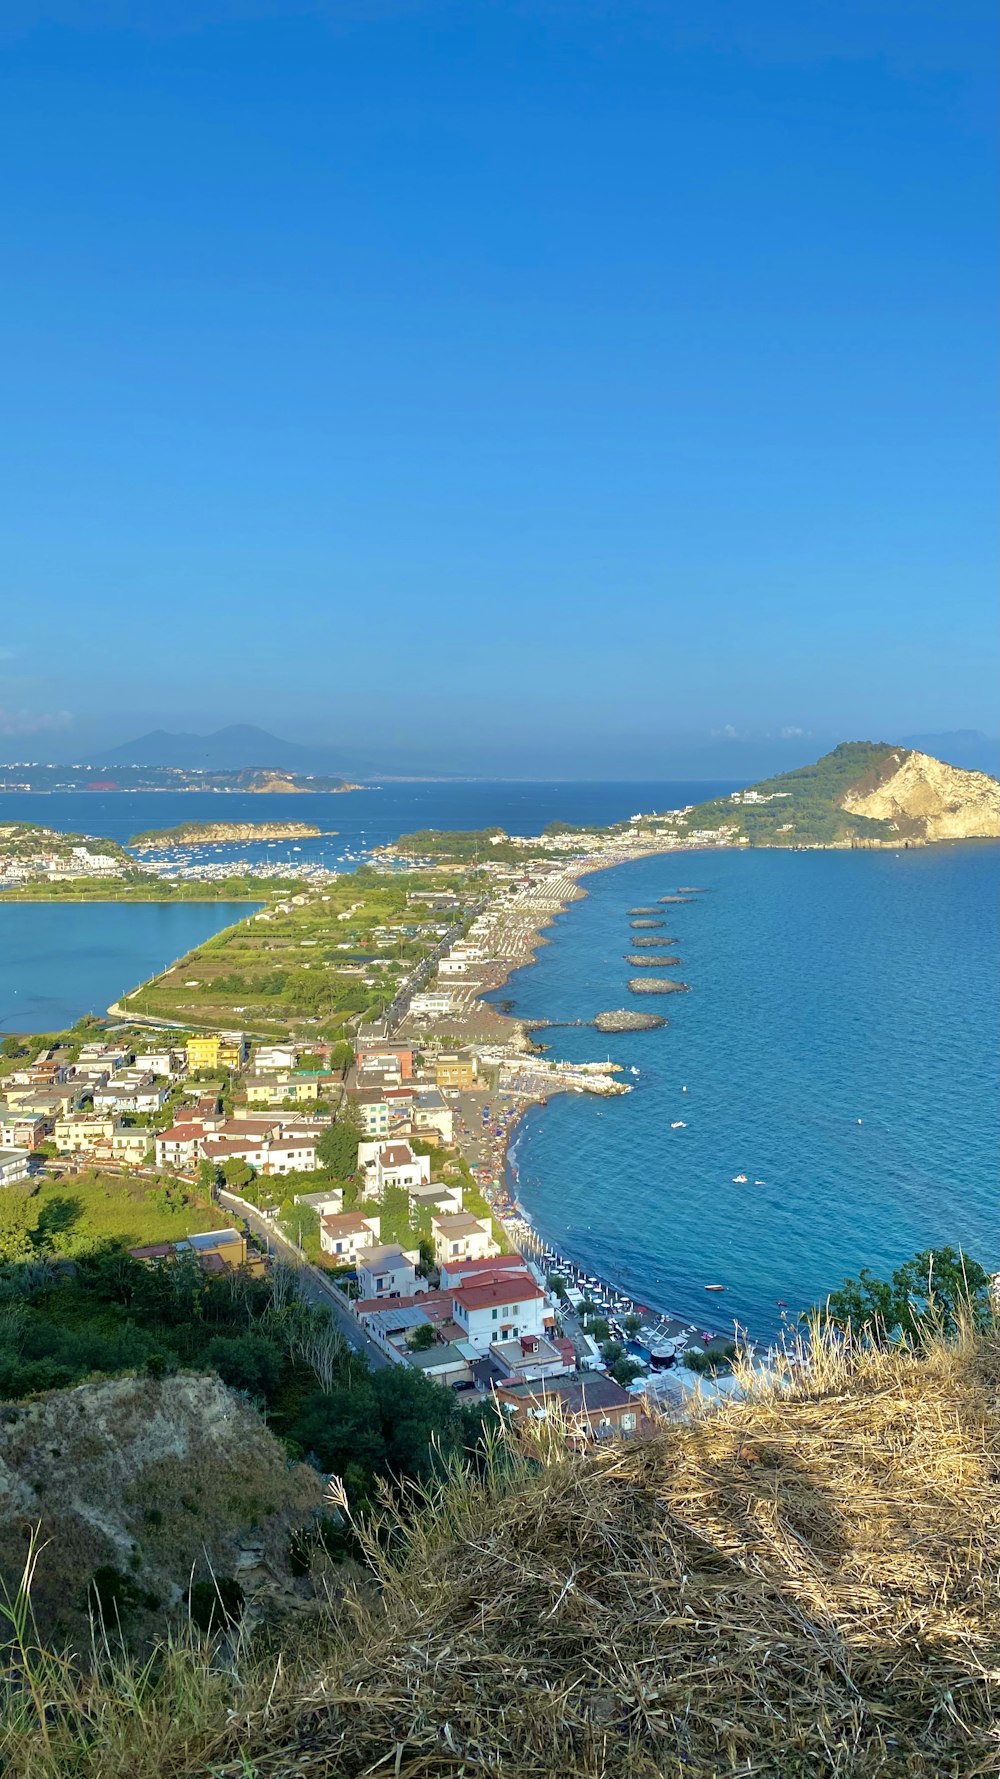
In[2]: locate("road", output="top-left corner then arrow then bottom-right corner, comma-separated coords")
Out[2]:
217,1189 -> 390,1368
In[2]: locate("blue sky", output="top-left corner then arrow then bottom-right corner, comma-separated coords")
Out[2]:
1,0 -> 996,775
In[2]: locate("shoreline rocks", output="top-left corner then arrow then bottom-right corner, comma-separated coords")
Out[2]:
593,1010 -> 667,1032
628,977 -> 691,995
625,954 -> 681,966
630,919 -> 665,929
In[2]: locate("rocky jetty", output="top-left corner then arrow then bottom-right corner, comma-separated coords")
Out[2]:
630,919 -> 665,929
629,936 -> 679,947
626,953 -> 681,966
593,1009 -> 667,1032
658,895 -> 695,904
677,886 -> 708,892
628,906 -> 659,914
628,976 -> 691,995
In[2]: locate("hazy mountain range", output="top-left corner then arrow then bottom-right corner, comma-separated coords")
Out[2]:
100,723 -> 1000,781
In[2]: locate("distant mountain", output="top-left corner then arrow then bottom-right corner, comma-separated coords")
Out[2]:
104,725 -> 342,773
900,731 -> 1000,777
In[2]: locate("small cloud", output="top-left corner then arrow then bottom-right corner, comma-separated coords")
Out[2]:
781,725 -> 806,738
0,708 -> 73,737
710,723 -> 739,740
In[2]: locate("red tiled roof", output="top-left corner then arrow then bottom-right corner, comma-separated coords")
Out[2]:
379,1143 -> 415,1166
321,1212 -> 378,1235
157,1125 -> 202,1144
450,1275 -> 542,1312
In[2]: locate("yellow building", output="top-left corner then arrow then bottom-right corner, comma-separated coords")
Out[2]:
246,1073 -> 329,1106
54,1114 -> 116,1152
435,1054 -> 477,1090
186,1034 -> 247,1073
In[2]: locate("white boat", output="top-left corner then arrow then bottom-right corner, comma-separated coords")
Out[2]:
732,1173 -> 748,1184
670,1120 -> 686,1129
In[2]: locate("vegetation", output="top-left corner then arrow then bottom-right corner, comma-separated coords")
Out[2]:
636,742 -> 903,848
1,1320 -> 996,1777
0,1174 -> 232,1265
128,821 -> 325,848
819,1244 -> 992,1343
1,875 -> 267,902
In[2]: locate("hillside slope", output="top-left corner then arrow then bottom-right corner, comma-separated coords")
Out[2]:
0,1372 -> 323,1641
7,1330 -> 996,1779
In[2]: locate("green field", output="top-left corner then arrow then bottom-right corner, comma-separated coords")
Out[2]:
0,1171 -> 235,1263
118,868 -> 478,1037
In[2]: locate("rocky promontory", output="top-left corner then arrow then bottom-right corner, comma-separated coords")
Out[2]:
628,976 -> 691,994
593,1009 -> 667,1032
626,953 -> 681,966
129,820 -> 332,850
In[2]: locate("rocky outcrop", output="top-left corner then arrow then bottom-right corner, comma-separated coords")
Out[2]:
658,895 -> 695,904
629,936 -> 680,947
626,954 -> 681,966
628,977 -> 690,994
841,750 -> 1000,841
593,1010 -> 667,1031
0,1373 -> 322,1638
630,919 -> 665,929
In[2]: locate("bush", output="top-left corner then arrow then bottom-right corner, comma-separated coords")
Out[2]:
684,1342 -> 737,1376
188,1575 -> 244,1635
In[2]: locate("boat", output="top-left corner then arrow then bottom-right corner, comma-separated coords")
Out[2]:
753,1178 -> 766,1185
704,1284 -> 726,1292
670,1120 -> 686,1129
732,1173 -> 748,1184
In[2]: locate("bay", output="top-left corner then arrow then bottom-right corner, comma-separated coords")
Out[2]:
491,843 -> 1000,1339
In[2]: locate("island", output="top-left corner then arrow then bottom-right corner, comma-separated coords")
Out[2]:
628,977 -> 691,994
128,820 -> 334,851
626,954 -> 681,966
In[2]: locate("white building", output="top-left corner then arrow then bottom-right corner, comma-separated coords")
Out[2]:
319,1211 -> 380,1262
358,1141 -> 432,1199
154,1124 -> 204,1170
431,1211 -> 499,1268
0,1148 -> 31,1187
449,1273 -> 546,1353
356,1244 -> 421,1302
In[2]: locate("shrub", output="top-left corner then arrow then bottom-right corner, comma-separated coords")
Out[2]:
188,1575 -> 244,1635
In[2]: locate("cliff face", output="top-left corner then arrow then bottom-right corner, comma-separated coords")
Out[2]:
841,749 -> 1000,840
0,1373 -> 323,1639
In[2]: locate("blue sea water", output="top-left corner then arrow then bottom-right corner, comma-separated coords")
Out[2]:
0,903 -> 254,1033
491,844 -> 1000,1340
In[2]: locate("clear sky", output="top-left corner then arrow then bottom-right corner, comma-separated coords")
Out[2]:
2,0 -> 996,776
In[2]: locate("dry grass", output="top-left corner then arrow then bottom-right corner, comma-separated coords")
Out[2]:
2,1324 -> 999,1778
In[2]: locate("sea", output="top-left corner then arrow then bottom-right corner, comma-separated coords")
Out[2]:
1,783 -> 996,1335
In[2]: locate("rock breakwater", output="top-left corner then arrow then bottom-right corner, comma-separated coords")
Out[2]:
628,976 -> 691,994
625,954 -> 681,966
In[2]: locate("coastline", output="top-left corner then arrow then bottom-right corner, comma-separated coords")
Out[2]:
428,842 -> 753,1373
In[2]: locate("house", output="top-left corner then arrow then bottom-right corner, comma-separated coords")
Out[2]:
186,1034 -> 247,1073
292,1187 -> 344,1217
355,1042 -> 413,1079
252,1043 -> 299,1072
355,1301 -> 435,1362
407,1342 -> 474,1388
0,1112 -> 51,1152
358,1140 -> 432,1198
130,1227 -> 259,1276
448,1273 -> 546,1353
0,1148 -> 31,1187
154,1124 -> 205,1170
413,1090 -> 454,1145
431,1211 -> 498,1268
432,1046 -> 473,1088
53,1113 -> 116,1152
245,1073 -> 329,1107
493,1374 -> 639,1440
438,1252 -> 527,1290
489,1332 -> 570,1384
111,1124 -> 153,1164
409,991 -> 455,1019
133,1048 -> 185,1077
409,1181 -> 463,1218
201,1133 -> 319,1176
319,1210 -> 380,1262
93,1077 -> 168,1114
356,1244 -> 421,1301
354,1092 -> 392,1138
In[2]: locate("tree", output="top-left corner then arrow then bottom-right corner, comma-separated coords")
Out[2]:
547,1273 -> 567,1301
823,1246 -> 991,1344
0,1188 -> 37,1263
417,1237 -> 436,1276
611,1357 -> 644,1389
409,1322 -> 437,1352
202,1332 -> 284,1400
221,1158 -> 254,1192
197,1158 -> 219,1193
1,1035 -> 26,1060
584,1315 -> 610,1344
623,1312 -> 642,1338
317,1103 -> 363,1178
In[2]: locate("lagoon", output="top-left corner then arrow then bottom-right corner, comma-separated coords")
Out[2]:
0,903 -> 254,1033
